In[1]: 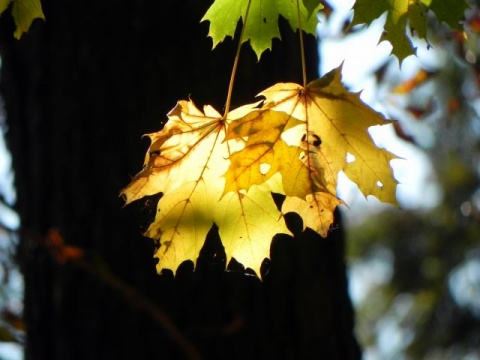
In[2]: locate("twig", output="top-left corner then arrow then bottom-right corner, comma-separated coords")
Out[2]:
42,230 -> 202,360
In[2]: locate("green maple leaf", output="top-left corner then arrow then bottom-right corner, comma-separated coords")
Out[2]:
351,0 -> 469,65
201,0 -> 323,60
0,0 -> 45,39
430,0 -> 468,30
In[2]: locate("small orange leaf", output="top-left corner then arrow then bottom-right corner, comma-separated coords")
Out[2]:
406,100 -> 434,120
393,69 -> 436,94
45,229 -> 84,264
467,14 -> 480,33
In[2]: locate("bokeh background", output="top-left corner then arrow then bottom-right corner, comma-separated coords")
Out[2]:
319,1 -> 480,359
0,0 -> 479,359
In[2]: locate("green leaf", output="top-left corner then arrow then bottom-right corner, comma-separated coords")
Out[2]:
0,0 -> 45,39
408,1 -> 428,39
351,0 -> 470,65
201,0 -> 323,60
430,0 -> 468,30
350,0 -> 388,27
303,0 -> 321,18
382,2 -> 416,64
352,0 -> 414,64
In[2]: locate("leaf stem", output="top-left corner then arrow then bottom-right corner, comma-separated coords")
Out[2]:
224,0 -> 252,119
296,0 -> 307,87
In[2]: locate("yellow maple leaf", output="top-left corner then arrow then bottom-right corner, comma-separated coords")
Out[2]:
223,108 -> 304,193
121,100 -> 290,276
225,65 -> 398,236
225,108 -> 343,236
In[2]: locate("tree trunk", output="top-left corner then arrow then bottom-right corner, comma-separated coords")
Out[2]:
0,1 -> 361,359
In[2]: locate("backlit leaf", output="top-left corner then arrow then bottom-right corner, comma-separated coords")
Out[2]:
122,67 -> 400,275
351,0 -> 469,64
121,100 -> 289,275
201,0 -> 323,60
225,65 -> 399,235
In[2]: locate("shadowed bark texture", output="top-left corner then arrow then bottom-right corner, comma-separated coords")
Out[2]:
0,0 -> 361,358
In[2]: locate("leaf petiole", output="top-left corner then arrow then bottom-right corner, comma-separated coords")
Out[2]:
224,0 -> 253,119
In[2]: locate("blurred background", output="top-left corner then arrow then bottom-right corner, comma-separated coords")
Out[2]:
0,65 -> 22,359
0,0 -> 479,359
318,1 -> 480,359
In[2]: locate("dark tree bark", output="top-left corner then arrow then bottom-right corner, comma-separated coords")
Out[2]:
0,1 -> 361,359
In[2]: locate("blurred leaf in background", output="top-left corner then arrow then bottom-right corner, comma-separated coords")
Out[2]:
325,0 -> 480,358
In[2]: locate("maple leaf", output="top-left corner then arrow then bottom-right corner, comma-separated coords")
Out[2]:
351,0 -> 421,62
429,0 -> 469,30
201,0 -> 323,60
121,100 -> 290,276
223,108 -> 304,193
225,107 -> 342,236
351,0 -> 469,64
0,0 -> 45,39
225,65 -> 398,236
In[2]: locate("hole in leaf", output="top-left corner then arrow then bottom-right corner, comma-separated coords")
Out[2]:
301,132 -> 322,148
376,181 -> 384,188
312,134 -> 322,148
259,163 -> 271,175
346,152 -> 356,163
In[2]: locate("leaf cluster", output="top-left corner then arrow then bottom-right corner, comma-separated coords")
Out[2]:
121,0 -> 469,275
121,65 -> 397,275
351,0 -> 470,64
